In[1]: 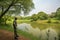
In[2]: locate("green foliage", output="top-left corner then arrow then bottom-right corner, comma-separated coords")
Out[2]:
55,8 -> 60,20
50,7 -> 60,20
37,12 -> 48,20
0,0 -> 34,18
0,18 -> 5,24
0,24 -> 14,32
49,12 -> 56,18
31,12 -> 48,22
0,14 -> 12,24
47,7 -> 60,20
31,14 -> 38,21
53,21 -> 59,23
58,32 -> 60,40
47,19 -> 51,23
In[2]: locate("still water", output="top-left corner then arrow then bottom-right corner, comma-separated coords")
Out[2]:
17,23 -> 59,40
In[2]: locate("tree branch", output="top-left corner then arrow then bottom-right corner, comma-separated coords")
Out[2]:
0,0 -> 15,18
1,6 -> 4,14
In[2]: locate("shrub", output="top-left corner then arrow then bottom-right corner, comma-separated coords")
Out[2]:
54,21 -> 59,23
47,19 -> 51,23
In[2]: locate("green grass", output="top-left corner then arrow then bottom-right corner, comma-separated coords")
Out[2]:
0,24 -> 13,32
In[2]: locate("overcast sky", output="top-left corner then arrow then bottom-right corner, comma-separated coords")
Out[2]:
28,0 -> 60,16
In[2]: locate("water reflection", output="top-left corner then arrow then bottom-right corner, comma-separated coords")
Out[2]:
17,23 -> 59,40
40,28 -> 58,40
17,23 -> 40,37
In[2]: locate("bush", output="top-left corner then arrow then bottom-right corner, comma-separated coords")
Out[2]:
47,19 -> 51,23
0,18 -> 5,24
54,21 -> 59,23
31,19 -> 37,22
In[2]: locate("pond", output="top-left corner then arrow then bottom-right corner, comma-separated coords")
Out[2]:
17,23 -> 59,40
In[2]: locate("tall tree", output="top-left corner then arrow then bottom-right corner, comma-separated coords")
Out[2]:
0,0 -> 34,18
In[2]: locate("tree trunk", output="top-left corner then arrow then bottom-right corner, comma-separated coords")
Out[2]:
0,4 -> 13,18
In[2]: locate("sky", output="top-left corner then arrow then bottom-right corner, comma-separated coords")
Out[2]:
28,0 -> 60,16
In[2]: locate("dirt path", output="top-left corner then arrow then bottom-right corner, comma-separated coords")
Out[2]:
0,29 -> 30,40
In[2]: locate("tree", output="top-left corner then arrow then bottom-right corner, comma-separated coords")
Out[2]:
0,0 -> 34,18
37,12 -> 48,20
55,7 -> 60,20
49,12 -> 56,18
31,14 -> 38,21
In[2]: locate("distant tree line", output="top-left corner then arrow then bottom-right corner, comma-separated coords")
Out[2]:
17,7 -> 60,22
30,7 -> 60,21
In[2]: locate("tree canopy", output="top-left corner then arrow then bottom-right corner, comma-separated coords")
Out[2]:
0,0 -> 34,18
37,12 -> 48,20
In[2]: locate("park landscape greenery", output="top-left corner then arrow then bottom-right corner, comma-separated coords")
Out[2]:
0,7 -> 60,40
0,0 -> 60,40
